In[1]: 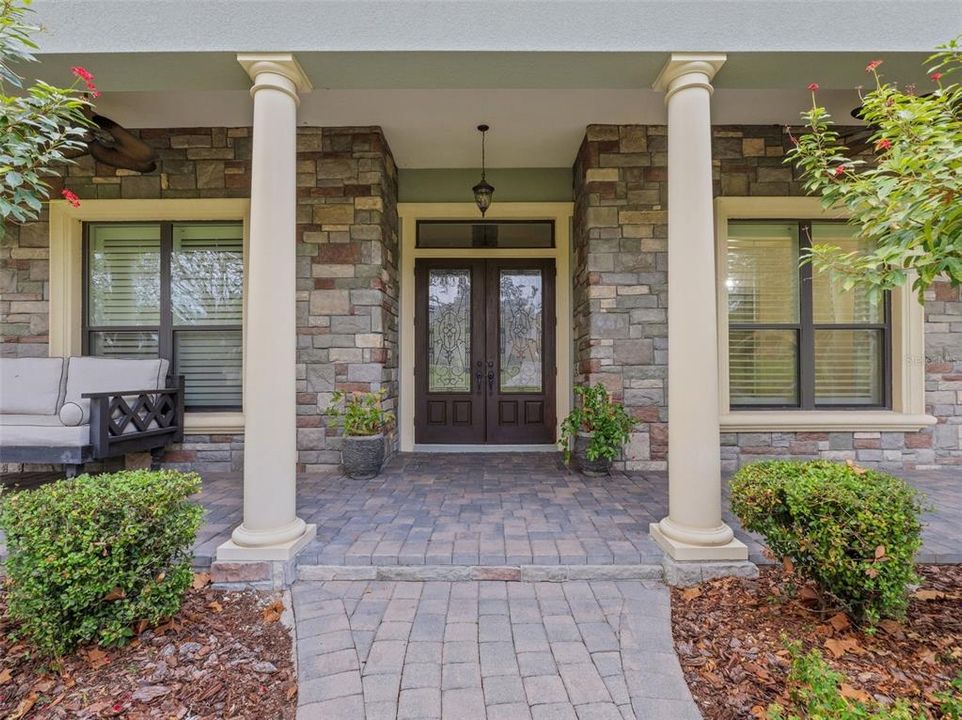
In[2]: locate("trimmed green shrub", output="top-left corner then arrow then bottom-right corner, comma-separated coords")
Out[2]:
0,469 -> 203,656
768,643 -> 925,720
730,461 -> 923,624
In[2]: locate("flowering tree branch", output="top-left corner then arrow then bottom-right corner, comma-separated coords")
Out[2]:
786,38 -> 962,302
1,0 -> 95,227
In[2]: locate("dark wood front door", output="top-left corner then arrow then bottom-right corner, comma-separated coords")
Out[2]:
415,258 -> 556,445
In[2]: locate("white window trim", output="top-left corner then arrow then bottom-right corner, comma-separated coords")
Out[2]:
48,198 -> 250,434
714,196 -> 935,433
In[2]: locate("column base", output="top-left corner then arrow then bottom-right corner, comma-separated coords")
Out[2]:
661,555 -> 758,587
217,521 -> 316,562
650,520 -> 748,561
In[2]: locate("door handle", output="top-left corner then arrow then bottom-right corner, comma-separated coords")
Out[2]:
475,361 -> 483,394
487,361 -> 495,393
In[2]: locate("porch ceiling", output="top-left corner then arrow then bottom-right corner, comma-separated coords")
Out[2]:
33,50 -> 937,92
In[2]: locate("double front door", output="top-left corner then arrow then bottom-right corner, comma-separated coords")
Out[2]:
414,258 -> 556,444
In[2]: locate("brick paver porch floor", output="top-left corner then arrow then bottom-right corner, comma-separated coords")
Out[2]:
193,453 -> 962,569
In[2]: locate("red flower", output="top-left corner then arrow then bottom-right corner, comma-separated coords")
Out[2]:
111,703 -> 122,713
61,188 -> 81,208
865,59 -> 883,72
833,165 -> 847,178
71,66 -> 93,82
875,138 -> 892,151
930,72 -> 943,82
71,65 -> 100,97
807,82 -> 820,92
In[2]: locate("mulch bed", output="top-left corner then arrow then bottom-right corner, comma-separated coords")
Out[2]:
672,564 -> 962,719
0,579 -> 297,719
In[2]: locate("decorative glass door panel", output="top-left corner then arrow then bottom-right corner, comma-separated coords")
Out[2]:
499,269 -> 543,394
428,269 -> 472,393
415,259 -> 555,445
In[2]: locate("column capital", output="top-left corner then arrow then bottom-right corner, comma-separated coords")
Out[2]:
652,53 -> 726,101
237,53 -> 313,94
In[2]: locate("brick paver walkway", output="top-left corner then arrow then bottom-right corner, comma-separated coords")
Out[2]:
292,579 -> 699,720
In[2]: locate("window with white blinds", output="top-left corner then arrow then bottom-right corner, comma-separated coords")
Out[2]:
726,221 -> 889,410
85,221 -> 244,411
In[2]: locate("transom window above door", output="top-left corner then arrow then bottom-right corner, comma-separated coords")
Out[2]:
726,220 -> 891,410
417,220 -> 554,249
83,221 -> 244,411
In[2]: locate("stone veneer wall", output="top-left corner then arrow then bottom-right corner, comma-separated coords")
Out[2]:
0,126 -> 401,474
294,127 -> 400,471
572,124 -> 962,472
572,125 -> 668,472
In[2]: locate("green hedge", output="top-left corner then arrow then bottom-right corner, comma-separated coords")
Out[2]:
0,470 -> 203,655
730,460 -> 924,624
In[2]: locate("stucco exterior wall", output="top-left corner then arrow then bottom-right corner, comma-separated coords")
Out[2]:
572,123 -> 962,472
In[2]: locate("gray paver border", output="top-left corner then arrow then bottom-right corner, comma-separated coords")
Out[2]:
297,564 -> 666,583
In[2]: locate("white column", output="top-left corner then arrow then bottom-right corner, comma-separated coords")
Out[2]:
650,54 -> 747,562
218,54 -> 316,562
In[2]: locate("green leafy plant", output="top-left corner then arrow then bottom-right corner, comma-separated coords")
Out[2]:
559,383 -> 637,463
768,642 -> 925,720
324,388 -> 395,436
731,461 -> 924,625
1,0 -> 96,229
787,37 -> 962,301
936,672 -> 962,720
0,470 -> 203,656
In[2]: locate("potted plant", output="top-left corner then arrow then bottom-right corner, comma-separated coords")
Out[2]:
324,389 -> 394,479
559,383 -> 637,476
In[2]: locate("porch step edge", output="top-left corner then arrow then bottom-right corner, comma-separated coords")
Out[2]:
296,563 -> 664,583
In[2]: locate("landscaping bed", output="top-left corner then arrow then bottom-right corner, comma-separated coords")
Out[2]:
0,580 -> 297,719
671,564 -> 962,719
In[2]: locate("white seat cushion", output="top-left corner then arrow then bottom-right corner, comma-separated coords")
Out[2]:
0,414 -> 90,447
0,357 -> 66,415
64,357 -> 170,418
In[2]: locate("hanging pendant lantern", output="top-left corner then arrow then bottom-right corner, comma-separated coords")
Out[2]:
472,124 -> 494,217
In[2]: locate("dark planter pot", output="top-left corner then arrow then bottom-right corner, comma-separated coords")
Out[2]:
341,433 -> 385,479
574,432 -> 611,477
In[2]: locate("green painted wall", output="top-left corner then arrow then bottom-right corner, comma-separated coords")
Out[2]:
398,168 -> 573,203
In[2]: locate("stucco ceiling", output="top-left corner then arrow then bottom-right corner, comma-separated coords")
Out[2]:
33,51 -> 937,92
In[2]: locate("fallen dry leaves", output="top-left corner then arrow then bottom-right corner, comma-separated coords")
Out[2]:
671,564 -> 962,720
0,587 -> 296,719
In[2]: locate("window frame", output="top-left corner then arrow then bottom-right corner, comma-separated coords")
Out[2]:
727,218 -> 893,411
82,219 -> 244,413
714,196 -> 934,433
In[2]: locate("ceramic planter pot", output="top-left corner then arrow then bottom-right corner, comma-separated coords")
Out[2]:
341,433 -> 385,479
573,431 -> 611,477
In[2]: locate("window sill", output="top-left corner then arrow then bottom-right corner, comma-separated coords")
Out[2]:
719,411 -> 937,433
184,412 -> 245,435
